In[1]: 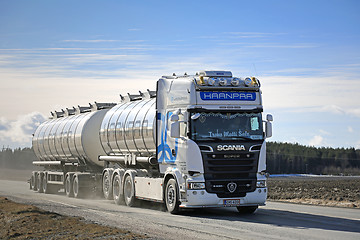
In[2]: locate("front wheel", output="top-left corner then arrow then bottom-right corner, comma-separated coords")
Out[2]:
236,206 -> 258,214
165,179 -> 180,214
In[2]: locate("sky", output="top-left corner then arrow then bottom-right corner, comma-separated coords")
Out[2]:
0,0 -> 359,149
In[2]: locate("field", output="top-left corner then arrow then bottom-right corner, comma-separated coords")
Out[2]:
267,176 -> 360,208
0,197 -> 147,240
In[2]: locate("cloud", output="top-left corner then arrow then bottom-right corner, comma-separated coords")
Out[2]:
63,39 -> 120,43
224,32 -> 281,38
319,129 -> 331,135
348,126 -> 354,133
309,135 -> 324,147
261,75 -> 360,118
0,112 -> 46,148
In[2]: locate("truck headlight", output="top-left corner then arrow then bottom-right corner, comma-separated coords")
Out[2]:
256,180 -> 266,188
188,182 -> 205,190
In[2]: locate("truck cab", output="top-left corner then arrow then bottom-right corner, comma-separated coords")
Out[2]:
156,70 -> 273,213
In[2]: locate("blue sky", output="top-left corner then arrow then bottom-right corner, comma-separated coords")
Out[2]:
0,0 -> 359,149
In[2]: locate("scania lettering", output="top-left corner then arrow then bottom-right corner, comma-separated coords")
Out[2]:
217,145 -> 246,151
29,70 -> 273,214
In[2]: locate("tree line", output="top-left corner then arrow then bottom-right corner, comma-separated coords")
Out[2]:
1,142 -> 360,175
267,142 -> 360,175
0,147 -> 36,170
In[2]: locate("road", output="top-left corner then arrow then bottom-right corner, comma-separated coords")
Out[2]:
1,180 -> 359,240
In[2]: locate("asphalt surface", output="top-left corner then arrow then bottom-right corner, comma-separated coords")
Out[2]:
1,180 -> 360,240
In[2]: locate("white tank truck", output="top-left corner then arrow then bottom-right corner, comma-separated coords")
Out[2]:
30,70 -> 273,214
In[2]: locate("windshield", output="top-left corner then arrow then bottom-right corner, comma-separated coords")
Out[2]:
190,112 -> 263,141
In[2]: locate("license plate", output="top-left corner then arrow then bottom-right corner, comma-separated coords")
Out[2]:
223,199 -> 240,206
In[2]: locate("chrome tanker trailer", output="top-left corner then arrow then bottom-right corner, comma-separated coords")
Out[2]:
30,70 -> 273,214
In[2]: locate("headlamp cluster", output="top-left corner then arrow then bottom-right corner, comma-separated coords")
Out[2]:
196,76 -> 259,87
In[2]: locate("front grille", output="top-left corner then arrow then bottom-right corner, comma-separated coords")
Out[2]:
200,144 -> 260,198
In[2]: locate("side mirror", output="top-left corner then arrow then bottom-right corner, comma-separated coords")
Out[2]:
265,114 -> 273,138
265,122 -> 272,138
170,122 -> 180,138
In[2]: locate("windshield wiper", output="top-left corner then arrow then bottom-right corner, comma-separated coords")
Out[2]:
198,137 -> 223,141
229,136 -> 254,141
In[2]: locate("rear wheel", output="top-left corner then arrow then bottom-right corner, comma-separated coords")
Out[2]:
236,206 -> 258,214
37,172 -> 44,193
112,174 -> 124,205
42,174 -> 48,193
30,174 -> 35,190
165,179 -> 180,214
65,174 -> 73,197
33,173 -> 38,191
102,171 -> 113,200
73,175 -> 83,198
123,175 -> 137,207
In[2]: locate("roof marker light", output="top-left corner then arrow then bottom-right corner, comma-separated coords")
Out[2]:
251,77 -> 259,86
219,78 -> 227,86
244,77 -> 252,87
208,78 -> 215,86
197,76 -> 206,85
231,78 -> 240,86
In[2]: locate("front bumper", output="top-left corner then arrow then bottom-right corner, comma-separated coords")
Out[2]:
179,187 -> 267,208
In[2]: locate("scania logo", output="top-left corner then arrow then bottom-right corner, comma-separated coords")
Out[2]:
227,182 -> 237,193
217,145 -> 246,151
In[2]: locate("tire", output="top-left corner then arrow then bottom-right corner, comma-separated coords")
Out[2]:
30,175 -> 34,190
123,174 -> 137,207
112,174 -> 124,205
37,172 -> 44,193
236,206 -> 258,214
42,174 -> 48,193
73,175 -> 83,198
102,171 -> 113,200
33,173 -> 38,191
65,174 -> 73,197
165,179 -> 180,214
